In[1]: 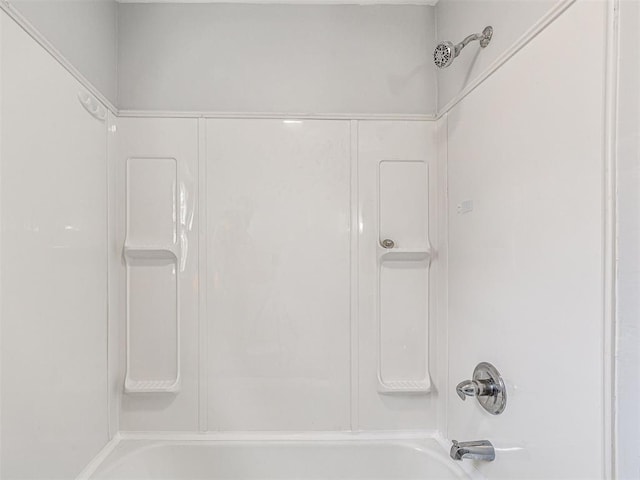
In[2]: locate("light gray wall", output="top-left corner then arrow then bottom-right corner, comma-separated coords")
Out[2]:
9,0 -> 118,104
435,0 -> 558,110
117,4 -> 436,114
616,1 -> 640,478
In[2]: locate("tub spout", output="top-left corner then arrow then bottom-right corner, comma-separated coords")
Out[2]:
450,440 -> 495,461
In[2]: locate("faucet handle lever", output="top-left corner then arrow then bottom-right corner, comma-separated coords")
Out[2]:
456,380 -> 478,400
456,379 -> 495,400
455,362 -> 507,415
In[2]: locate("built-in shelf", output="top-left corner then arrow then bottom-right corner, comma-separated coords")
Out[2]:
124,246 -> 177,260
124,157 -> 181,395
379,248 -> 431,262
124,378 -> 181,394
377,160 -> 431,395
377,379 -> 432,394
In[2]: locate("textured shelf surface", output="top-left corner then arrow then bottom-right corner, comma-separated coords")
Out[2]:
377,379 -> 431,394
124,379 -> 180,393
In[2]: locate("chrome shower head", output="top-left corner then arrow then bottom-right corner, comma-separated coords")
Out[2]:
433,26 -> 493,69
433,41 -> 456,69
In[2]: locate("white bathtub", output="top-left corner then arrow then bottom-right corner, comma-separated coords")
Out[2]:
85,436 -> 469,480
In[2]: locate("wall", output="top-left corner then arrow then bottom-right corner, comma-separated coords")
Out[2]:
114,118 -> 441,433
435,0 -> 560,111
616,0 -> 640,478
115,117 -> 200,432
7,0 -> 118,105
206,119 -> 351,431
117,4 -> 436,114
357,121 -> 442,430
1,11 -> 109,478
444,1 -> 607,477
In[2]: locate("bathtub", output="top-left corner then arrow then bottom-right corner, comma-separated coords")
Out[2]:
84,435 -> 470,480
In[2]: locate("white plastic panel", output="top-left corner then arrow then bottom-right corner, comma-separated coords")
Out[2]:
126,258 -> 179,392
377,160 -> 430,393
357,121 -> 439,429
1,12 -> 108,478
206,119 -> 351,431
116,117 -> 198,432
124,157 -> 180,393
379,161 -> 429,250
445,2 -> 606,478
379,254 -> 430,392
126,158 -> 177,248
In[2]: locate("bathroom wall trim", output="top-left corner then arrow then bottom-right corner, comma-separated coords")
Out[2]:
435,0 -> 577,119
76,434 -> 122,480
197,117 -> 208,433
116,430 -> 441,441
349,119 -> 360,431
0,1 -> 117,114
115,0 -> 439,5
603,0 -> 619,478
117,111 -> 437,121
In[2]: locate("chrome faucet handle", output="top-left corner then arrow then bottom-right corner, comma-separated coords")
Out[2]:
456,380 -> 478,400
456,379 -> 496,401
455,362 -> 507,415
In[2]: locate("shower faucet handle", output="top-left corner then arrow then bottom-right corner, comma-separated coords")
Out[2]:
455,362 -> 507,415
456,379 -> 495,401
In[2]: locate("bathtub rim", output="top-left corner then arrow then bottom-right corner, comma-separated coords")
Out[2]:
77,431 -> 483,480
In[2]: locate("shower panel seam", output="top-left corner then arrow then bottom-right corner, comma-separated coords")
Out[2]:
603,0 -> 619,477
116,111 -> 436,121
349,120 -> 360,432
436,113 -> 449,441
197,117 -> 208,432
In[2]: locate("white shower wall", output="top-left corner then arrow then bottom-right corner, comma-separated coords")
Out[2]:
442,1 -> 609,477
112,117 -> 442,433
205,119 -> 352,431
0,0 -> 625,477
0,4 -> 444,476
114,118 -> 200,432
0,12 -> 110,478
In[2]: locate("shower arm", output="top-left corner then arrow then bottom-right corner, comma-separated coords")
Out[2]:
454,27 -> 493,57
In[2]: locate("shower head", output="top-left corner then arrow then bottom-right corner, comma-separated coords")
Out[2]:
434,26 -> 493,69
433,41 -> 456,69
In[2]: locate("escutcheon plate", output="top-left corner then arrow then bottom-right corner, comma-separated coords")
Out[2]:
473,362 -> 506,415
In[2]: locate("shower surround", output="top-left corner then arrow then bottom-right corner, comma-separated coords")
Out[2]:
0,0 -> 618,479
